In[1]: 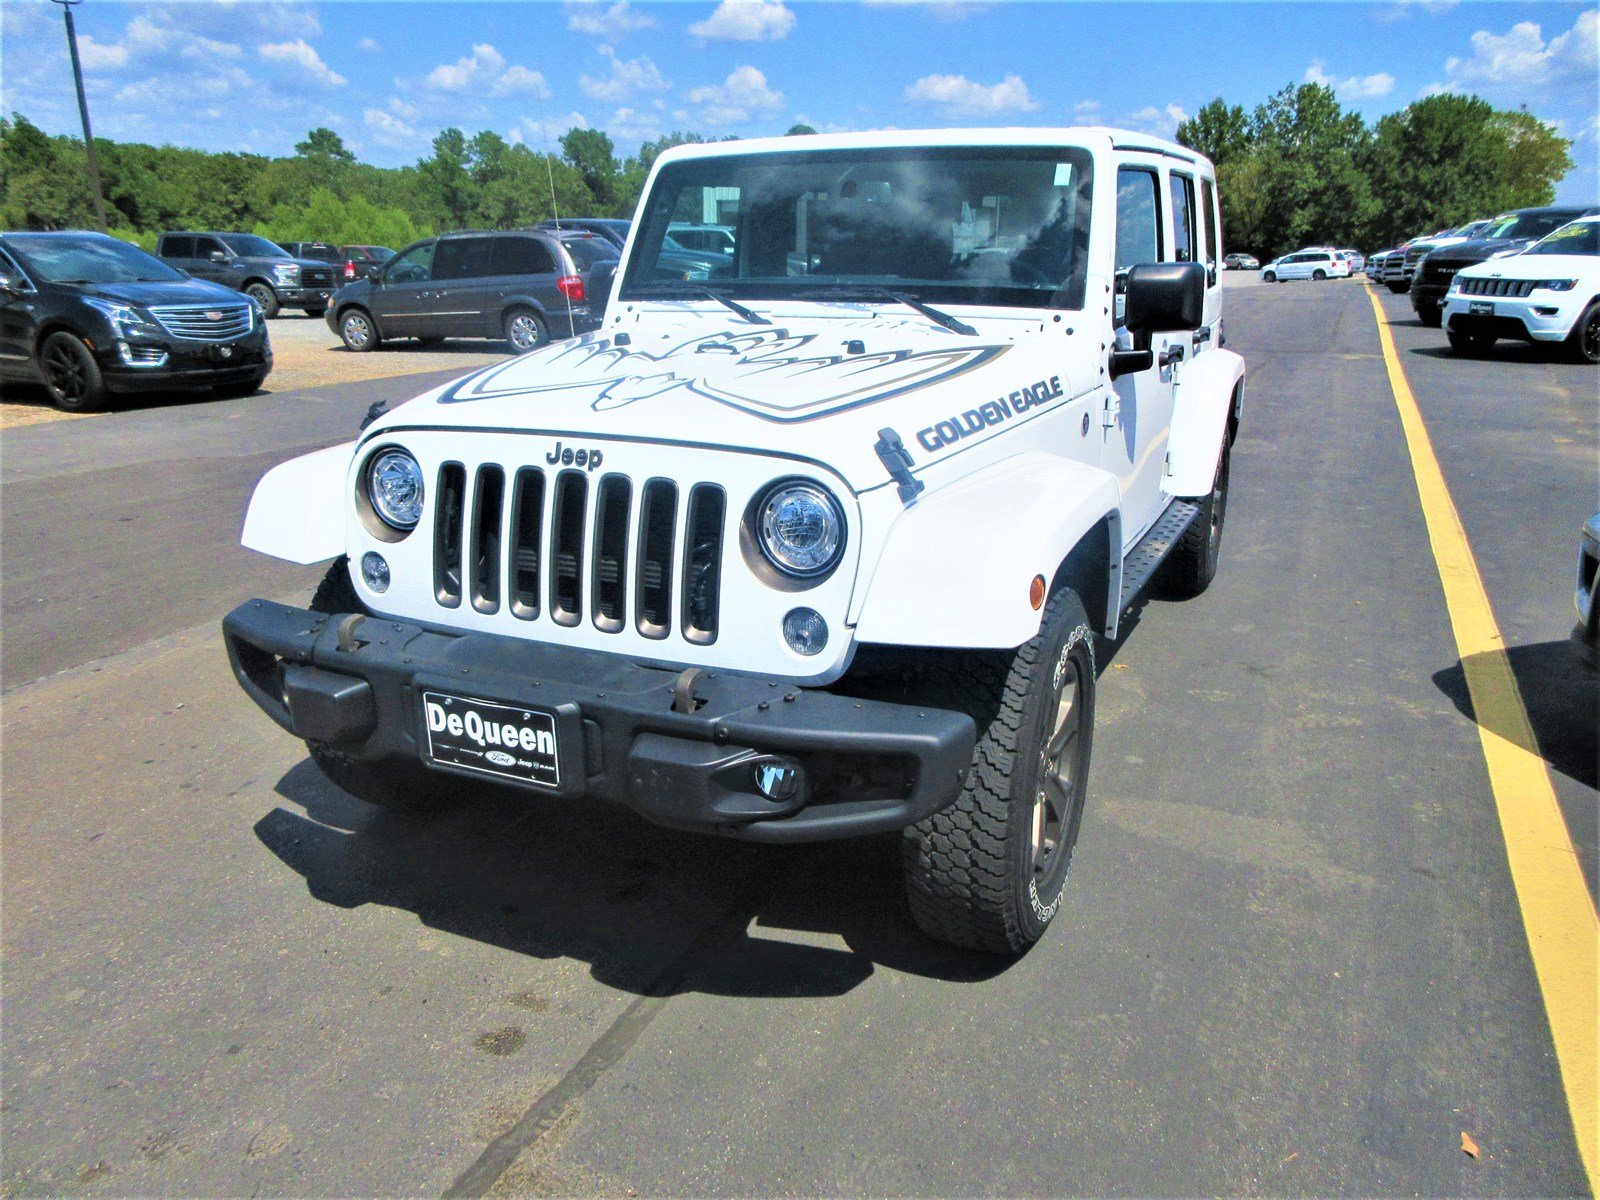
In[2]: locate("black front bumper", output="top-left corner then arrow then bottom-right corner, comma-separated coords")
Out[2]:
100,339 -> 271,393
223,600 -> 975,843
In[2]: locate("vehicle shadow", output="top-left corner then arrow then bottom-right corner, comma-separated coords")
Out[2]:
257,758 -> 1010,1000
1432,640 -> 1598,790
1407,342 -> 1568,364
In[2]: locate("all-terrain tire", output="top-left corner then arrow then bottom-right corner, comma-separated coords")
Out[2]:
901,588 -> 1096,955
305,558 -> 458,812
1161,437 -> 1230,598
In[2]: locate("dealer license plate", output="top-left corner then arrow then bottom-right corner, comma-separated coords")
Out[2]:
1469,300 -> 1494,316
420,690 -> 560,788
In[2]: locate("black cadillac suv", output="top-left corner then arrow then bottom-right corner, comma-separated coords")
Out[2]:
0,231 -> 271,412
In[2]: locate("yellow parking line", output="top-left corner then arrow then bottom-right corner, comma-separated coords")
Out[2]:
1366,285 -> 1597,1189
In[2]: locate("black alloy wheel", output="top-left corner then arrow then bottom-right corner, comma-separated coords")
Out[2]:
245,282 -> 279,319
1571,301 -> 1600,365
39,332 -> 107,412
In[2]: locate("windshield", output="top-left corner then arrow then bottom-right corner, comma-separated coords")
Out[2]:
220,234 -> 290,258
1482,212 -> 1578,243
622,146 -> 1096,310
1525,220 -> 1600,257
6,234 -> 183,284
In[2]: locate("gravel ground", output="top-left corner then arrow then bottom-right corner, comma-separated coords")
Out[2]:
0,312 -> 510,431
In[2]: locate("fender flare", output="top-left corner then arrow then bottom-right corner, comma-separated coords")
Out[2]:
853,453 -> 1122,649
1163,348 -> 1245,498
241,441 -> 354,564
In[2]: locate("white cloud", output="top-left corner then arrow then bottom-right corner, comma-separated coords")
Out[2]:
1123,103 -> 1190,138
425,43 -> 549,97
1304,63 -> 1396,99
689,0 -> 796,42
358,37 -> 381,52
904,73 -> 1038,114
258,39 -> 345,87
1442,9 -> 1598,88
862,0 -> 987,17
364,105 -> 416,147
604,106 -> 663,143
567,1 -> 657,37
513,112 -> 593,147
1073,99 -> 1102,121
580,45 -> 670,100
181,36 -> 244,62
683,65 -> 785,125
77,36 -> 132,71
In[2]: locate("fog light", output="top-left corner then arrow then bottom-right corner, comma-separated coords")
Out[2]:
360,551 -> 390,593
751,757 -> 803,801
782,607 -> 828,655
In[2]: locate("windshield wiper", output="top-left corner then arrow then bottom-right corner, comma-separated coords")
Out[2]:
797,285 -> 976,337
628,281 -> 770,325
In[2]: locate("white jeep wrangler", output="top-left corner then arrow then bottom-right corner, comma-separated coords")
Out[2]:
224,128 -> 1244,954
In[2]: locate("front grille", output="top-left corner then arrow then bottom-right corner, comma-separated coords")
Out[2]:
1460,277 -> 1535,298
1422,264 -> 1458,282
300,266 -> 335,288
433,464 -> 725,645
147,303 -> 253,341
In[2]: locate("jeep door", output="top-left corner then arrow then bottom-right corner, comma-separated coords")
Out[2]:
371,241 -> 436,339
1197,175 -> 1223,335
426,236 -> 498,338
1106,160 -> 1181,543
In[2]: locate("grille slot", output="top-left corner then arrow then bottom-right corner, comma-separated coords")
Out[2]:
470,466 -> 504,614
146,304 -> 252,341
550,471 -> 588,627
434,463 -> 466,607
300,266 -> 335,289
681,485 -> 725,645
592,475 -> 632,633
509,468 -> 545,620
1461,277 -> 1534,298
635,480 -> 678,639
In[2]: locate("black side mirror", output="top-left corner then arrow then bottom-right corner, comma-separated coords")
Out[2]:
587,261 -> 617,314
1124,261 -> 1206,335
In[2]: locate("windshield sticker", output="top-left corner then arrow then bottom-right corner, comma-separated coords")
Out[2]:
438,327 -> 1008,423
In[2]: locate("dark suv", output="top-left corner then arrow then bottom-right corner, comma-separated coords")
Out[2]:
0,231 -> 271,411
327,229 -> 616,353
1413,205 -> 1600,325
156,231 -> 339,319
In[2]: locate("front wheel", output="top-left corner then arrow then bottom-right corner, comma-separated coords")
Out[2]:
504,308 -> 548,354
1566,300 -> 1600,364
902,588 -> 1096,954
1262,271 -> 1276,283
1416,301 -> 1442,328
39,331 -> 108,412
245,282 -> 279,319
339,308 -> 381,352
1386,281 -> 1409,295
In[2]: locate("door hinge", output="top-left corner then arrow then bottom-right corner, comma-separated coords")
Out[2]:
1101,388 -> 1119,428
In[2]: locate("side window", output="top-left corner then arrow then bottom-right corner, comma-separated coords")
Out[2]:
432,237 -> 496,281
1200,179 -> 1220,274
197,237 -> 229,259
1114,167 -> 1162,271
386,242 -> 435,283
1167,173 -> 1196,263
162,235 -> 194,258
491,236 -> 556,276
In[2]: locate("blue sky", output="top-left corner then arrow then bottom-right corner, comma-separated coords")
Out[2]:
4,0 -> 1596,202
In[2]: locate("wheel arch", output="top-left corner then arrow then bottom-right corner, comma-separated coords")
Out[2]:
1165,348 -> 1245,498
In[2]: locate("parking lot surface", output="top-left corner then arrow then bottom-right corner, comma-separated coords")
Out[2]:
1,277 -> 1593,1196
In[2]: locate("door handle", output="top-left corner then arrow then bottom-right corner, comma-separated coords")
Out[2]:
1159,343 -> 1186,369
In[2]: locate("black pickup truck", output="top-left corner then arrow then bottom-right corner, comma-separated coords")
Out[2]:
156,232 -> 338,318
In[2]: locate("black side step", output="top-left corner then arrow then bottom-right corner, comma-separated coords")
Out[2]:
1119,499 -> 1201,610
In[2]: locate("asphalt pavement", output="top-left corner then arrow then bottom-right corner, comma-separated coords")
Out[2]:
0,277 -> 1593,1197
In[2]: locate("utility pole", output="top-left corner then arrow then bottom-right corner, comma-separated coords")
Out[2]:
53,0 -> 109,232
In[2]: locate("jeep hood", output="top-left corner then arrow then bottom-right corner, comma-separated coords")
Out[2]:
367,312 -> 1077,491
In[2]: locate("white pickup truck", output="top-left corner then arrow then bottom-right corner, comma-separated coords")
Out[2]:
224,127 -> 1245,953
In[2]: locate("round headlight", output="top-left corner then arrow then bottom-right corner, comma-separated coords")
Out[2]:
366,449 -> 425,530
758,481 -> 845,578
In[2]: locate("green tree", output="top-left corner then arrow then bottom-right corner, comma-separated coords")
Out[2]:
560,127 -> 618,211
786,123 -> 818,136
1176,100 -> 1250,167
295,127 -> 356,164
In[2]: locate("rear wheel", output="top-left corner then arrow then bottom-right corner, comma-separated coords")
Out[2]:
1567,300 -> 1600,364
39,331 -> 108,412
1312,269 -> 1327,281
1448,328 -> 1496,358
901,588 -> 1096,954
1162,438 -> 1230,598
306,559 -> 459,812
504,308 -> 548,354
339,308 -> 380,352
245,282 -> 279,319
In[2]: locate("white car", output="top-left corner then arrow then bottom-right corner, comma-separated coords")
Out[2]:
223,127 -> 1244,954
1261,250 -> 1350,282
1442,215 -> 1600,362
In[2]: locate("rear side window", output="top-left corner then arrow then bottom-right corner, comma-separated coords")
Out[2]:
1168,173 -> 1197,263
433,236 -> 497,281
162,235 -> 195,257
490,236 -> 556,276
1115,168 -> 1162,270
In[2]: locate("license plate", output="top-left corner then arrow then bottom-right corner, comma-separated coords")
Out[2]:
1470,300 -> 1494,316
420,690 -> 560,788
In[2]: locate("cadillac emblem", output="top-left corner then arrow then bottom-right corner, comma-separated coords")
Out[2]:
205,310 -> 223,320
